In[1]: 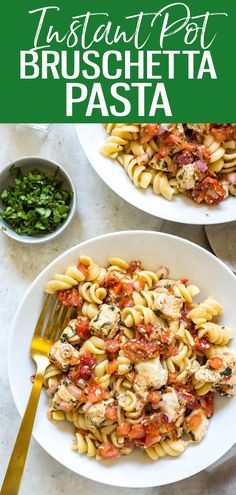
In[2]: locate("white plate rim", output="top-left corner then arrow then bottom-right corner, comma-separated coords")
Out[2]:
8,230 -> 236,487
75,124 -> 236,226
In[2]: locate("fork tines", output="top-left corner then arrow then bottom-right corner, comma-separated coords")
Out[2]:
35,294 -> 73,342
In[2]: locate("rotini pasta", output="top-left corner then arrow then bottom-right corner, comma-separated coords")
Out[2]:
44,255 -> 236,462
187,298 -> 223,328
101,123 -> 236,204
117,153 -> 153,189
145,439 -> 188,460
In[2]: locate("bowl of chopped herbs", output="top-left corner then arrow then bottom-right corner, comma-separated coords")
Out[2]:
0,157 -> 76,243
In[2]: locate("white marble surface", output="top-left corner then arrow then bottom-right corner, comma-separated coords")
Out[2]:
0,124 -> 235,495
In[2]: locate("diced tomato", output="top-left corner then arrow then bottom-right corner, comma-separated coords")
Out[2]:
207,356 -> 224,370
58,288 -> 82,308
141,125 -> 160,144
122,281 -> 134,295
188,411 -> 202,431
128,424 -> 146,439
104,340 -> 120,354
119,298 -> 134,309
146,413 -> 175,436
105,403 -> 117,420
123,340 -> 160,362
118,281 -> 134,309
176,385 -> 199,410
147,391 -> 161,404
116,422 -> 131,437
195,337 -> 211,352
157,143 -> 172,159
189,176 -> 225,205
97,442 -> 120,460
165,133 -> 197,152
129,260 -> 143,274
146,124 -> 160,136
162,343 -> 178,359
69,352 -> 96,384
145,434 -> 161,448
143,413 -> 174,447
211,125 -> 234,142
105,272 -> 120,288
107,359 -> 118,374
77,262 -> 89,278
88,383 -> 109,403
113,281 -> 123,295
136,323 -> 170,344
200,392 -> 214,418
76,316 -> 90,340
136,324 -> 154,340
167,372 -> 178,384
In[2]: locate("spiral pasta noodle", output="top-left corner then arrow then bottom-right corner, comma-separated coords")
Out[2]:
145,440 -> 188,460
72,433 -> 97,457
121,305 -> 158,327
152,171 -> 176,200
187,298 -> 223,328
198,322 -> 232,345
117,153 -> 153,189
79,281 -> 107,304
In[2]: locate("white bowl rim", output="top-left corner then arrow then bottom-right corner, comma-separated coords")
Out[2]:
8,230 -> 236,487
0,155 -> 76,244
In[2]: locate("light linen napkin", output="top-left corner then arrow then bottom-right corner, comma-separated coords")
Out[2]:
205,223 -> 236,273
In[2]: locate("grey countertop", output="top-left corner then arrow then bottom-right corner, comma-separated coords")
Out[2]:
0,124 -> 235,495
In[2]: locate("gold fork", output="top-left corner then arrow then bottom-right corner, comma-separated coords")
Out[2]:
1,294 -> 72,495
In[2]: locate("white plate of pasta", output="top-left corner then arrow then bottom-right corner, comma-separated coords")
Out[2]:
8,231 -> 236,487
76,124 -> 236,225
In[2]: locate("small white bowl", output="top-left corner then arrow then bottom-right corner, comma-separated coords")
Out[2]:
0,157 -> 76,244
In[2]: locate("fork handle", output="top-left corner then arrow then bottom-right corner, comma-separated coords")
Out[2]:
1,369 -> 45,495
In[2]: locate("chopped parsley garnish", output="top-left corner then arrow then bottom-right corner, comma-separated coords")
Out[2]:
0,166 -> 72,236
220,367 -> 232,377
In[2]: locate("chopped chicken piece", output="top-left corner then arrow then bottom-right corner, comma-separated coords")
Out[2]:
149,157 -> 169,171
176,123 -> 186,139
89,304 -> 120,339
176,164 -> 201,190
159,388 -> 184,422
60,319 -> 80,346
50,378 -> 82,412
186,124 -> 207,135
85,399 -> 115,427
152,293 -> 183,319
48,341 -> 80,371
185,408 -> 209,442
195,352 -> 236,396
134,356 -> 168,396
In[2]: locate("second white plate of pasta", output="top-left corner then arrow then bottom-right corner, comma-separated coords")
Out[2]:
8,231 -> 236,487
76,124 -> 236,225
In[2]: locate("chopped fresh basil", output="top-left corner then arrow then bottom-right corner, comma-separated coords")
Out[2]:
220,367 -> 232,377
0,166 -> 72,236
